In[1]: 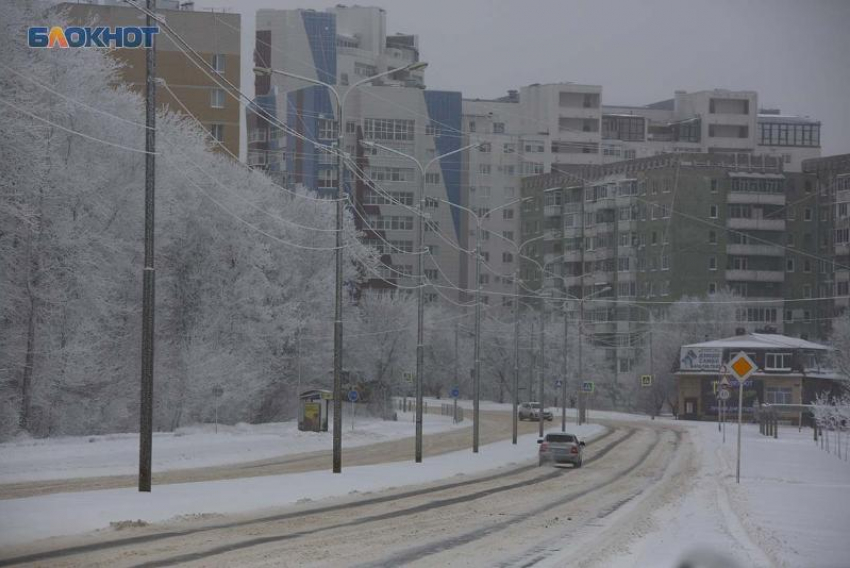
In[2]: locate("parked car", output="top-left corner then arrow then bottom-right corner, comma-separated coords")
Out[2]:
518,402 -> 553,421
538,433 -> 585,467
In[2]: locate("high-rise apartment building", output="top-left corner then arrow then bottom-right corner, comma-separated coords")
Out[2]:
462,84 -> 822,310
519,152 -> 832,383
803,153 -> 850,315
248,6 -> 466,300
62,0 -> 241,156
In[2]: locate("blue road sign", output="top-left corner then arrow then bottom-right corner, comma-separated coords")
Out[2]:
582,381 -> 595,393
348,390 -> 359,402
450,387 -> 460,398
555,380 -> 563,388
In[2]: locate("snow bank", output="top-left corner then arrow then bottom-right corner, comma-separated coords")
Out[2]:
590,420 -> 850,568
0,411 -> 463,484
0,423 -> 605,546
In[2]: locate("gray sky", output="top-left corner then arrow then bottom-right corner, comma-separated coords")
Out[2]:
197,0 -> 850,156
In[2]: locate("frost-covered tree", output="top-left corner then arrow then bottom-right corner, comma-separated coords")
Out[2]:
0,1 -> 375,438
633,290 -> 746,416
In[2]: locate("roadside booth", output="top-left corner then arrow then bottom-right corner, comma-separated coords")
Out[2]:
299,389 -> 332,432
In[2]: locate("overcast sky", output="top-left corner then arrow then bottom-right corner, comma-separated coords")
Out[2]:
197,0 -> 850,156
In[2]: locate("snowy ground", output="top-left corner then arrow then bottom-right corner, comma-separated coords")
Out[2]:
0,410 -> 463,484
582,420 -> 850,568
0,423 -> 606,546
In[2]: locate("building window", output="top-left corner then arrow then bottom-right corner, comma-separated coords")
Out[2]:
502,252 -> 513,263
804,259 -> 812,273
803,284 -> 812,298
354,62 -> 378,77
765,353 -> 792,371
210,88 -> 225,108
469,121 -> 476,133
209,123 -> 224,142
709,256 -> 717,270
364,118 -> 415,141
318,118 -> 338,140
765,387 -> 793,404
493,122 -> 505,134
425,172 -> 441,184
424,196 -> 439,208
661,255 -> 669,270
708,282 -> 717,295
804,208 -> 813,221
479,164 -> 491,175
212,54 -> 225,73
502,208 -> 514,220
786,259 -> 795,272
709,205 -> 718,219
709,230 -> 717,244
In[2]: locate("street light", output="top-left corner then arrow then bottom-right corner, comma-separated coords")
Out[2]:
361,139 -> 478,463
253,60 -> 428,474
438,196 -> 533,452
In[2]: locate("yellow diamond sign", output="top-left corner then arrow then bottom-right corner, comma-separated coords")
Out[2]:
729,351 -> 757,382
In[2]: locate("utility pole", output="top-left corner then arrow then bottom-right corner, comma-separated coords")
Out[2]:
473,221 -> 482,453
415,170 -> 425,464
332,89 -> 344,475
138,0 -> 156,493
561,299 -> 568,432
512,271 -> 520,445
538,302 -> 545,439
578,297 -> 585,425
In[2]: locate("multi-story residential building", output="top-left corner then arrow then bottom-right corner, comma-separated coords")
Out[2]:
248,6 -> 466,300
519,152 -> 830,385
803,153 -> 850,316
62,0 -> 241,156
600,90 -> 820,172
461,95 -> 523,306
462,86 -> 822,306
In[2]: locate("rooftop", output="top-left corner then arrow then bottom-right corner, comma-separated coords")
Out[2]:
684,333 -> 832,352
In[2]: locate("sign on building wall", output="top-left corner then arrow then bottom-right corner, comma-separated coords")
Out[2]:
700,378 -> 763,416
679,347 -> 723,371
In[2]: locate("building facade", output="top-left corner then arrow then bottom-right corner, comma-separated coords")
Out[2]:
62,0 -> 241,156
248,6 -> 466,300
676,332 -> 844,422
518,152 -> 832,382
803,153 -> 850,315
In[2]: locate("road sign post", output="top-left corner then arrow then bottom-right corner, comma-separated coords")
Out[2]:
348,390 -> 358,432
728,351 -> 757,484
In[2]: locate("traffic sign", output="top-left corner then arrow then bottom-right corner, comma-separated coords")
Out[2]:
729,351 -> 757,382
640,375 -> 652,388
581,381 -> 595,393
348,390 -> 359,402
403,371 -> 414,384
212,385 -> 224,398
450,387 -> 460,398
555,380 -> 563,388
718,388 -> 731,401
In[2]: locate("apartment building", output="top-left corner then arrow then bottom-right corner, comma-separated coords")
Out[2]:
519,152 -> 830,382
601,90 -> 821,173
62,0 -> 241,156
803,153 -> 850,315
248,6 -> 466,300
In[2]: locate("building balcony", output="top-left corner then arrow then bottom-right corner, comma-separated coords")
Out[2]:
543,229 -> 561,241
543,205 -> 561,217
727,218 -> 785,232
726,244 -> 785,257
543,252 -> 560,265
727,192 -> 785,206
557,107 -> 601,121
725,269 -> 785,283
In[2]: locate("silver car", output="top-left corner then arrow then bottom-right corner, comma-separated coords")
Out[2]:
518,402 -> 553,421
538,433 -> 585,467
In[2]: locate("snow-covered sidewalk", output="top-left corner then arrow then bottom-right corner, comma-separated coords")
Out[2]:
0,411 -> 463,484
0,423 -> 605,546
594,420 -> 850,568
